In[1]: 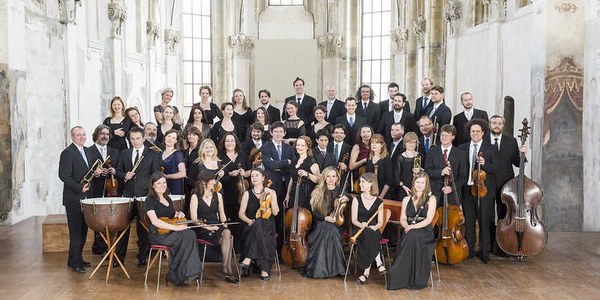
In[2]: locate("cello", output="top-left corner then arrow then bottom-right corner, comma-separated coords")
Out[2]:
281,177 -> 312,267
435,161 -> 469,265
496,119 -> 547,260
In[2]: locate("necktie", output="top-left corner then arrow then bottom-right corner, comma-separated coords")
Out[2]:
334,144 -> 339,161
394,113 -> 400,123
297,97 -> 302,106
472,144 -> 479,169
494,138 -> 499,151
389,142 -> 395,153
348,116 -> 354,127
467,111 -> 472,120
425,138 -> 430,154
429,105 -> 437,118
321,151 -> 326,159
101,147 -> 107,160
327,101 -> 333,118
134,149 -> 140,165
423,97 -> 428,108
443,149 -> 448,163
363,102 -> 368,110
79,148 -> 88,167
277,144 -> 282,160
256,141 -> 262,149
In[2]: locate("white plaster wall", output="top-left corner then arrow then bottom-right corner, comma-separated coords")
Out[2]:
258,6 -> 314,39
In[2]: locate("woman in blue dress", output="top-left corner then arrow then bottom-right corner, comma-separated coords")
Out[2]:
161,129 -> 185,195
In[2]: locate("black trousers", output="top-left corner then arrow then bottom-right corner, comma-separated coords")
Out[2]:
462,186 -> 495,256
65,202 -> 88,268
490,185 -> 508,253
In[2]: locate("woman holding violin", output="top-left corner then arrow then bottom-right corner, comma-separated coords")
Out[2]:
190,139 -> 225,194
387,171 -> 436,290
161,129 -> 186,195
349,125 -> 373,193
219,132 -> 251,251
284,136 -> 320,210
189,170 -> 239,284
365,134 -> 394,199
351,172 -> 385,284
304,166 -> 347,279
238,168 -> 279,281
144,172 -> 201,286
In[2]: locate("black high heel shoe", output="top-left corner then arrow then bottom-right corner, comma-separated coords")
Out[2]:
240,263 -> 251,277
259,272 -> 270,281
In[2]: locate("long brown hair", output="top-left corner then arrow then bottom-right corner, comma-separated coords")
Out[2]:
310,166 -> 340,216
369,134 -> 388,159
147,172 -> 170,198
411,171 -> 432,208
360,172 -> 379,197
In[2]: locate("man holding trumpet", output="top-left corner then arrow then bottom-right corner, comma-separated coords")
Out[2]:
116,127 -> 161,266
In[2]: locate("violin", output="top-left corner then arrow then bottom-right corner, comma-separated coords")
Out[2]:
249,148 -> 262,167
496,119 -> 547,260
255,180 -> 273,219
157,216 -> 240,234
330,171 -> 351,227
213,160 -> 233,193
470,152 -> 488,198
236,163 -> 249,204
338,153 -> 349,183
281,177 -> 312,267
435,162 -> 469,265
104,157 -> 119,197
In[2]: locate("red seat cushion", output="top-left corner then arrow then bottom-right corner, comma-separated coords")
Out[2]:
380,238 -> 389,245
197,239 -> 214,246
151,244 -> 169,250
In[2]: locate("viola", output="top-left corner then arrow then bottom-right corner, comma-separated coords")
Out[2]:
496,119 -> 547,260
281,177 -> 312,267
157,216 -> 188,234
104,157 -> 119,197
255,180 -> 274,220
470,152 -> 488,198
330,171 -> 351,227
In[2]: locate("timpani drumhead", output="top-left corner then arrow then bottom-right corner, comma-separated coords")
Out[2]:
80,197 -> 133,233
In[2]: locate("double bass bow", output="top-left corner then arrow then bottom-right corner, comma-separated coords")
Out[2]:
281,177 -> 312,267
496,119 -> 547,260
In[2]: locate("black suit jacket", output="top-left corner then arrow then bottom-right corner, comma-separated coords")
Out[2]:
426,103 -> 452,129
253,105 -> 281,125
452,109 -> 489,146
458,141 -> 501,200
377,111 -> 418,145
87,144 -> 121,198
319,99 -> 346,123
418,134 -> 436,161
282,95 -> 317,123
356,100 -> 381,130
424,145 -> 468,206
414,96 -> 434,120
335,114 -> 367,145
116,147 -> 161,197
483,134 -> 520,189
59,143 -> 93,206
312,147 -> 337,171
379,99 -> 411,118
262,141 -> 296,197
327,141 -> 352,164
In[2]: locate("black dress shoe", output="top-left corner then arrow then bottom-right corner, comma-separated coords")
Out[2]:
71,266 -> 86,273
224,274 -> 240,284
82,261 -> 91,267
138,258 -> 147,267
479,253 -> 491,264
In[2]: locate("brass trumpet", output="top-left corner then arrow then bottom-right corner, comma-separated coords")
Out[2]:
412,155 -> 422,177
431,116 -> 439,147
81,159 -> 103,184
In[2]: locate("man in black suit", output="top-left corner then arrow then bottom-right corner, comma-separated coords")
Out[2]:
355,84 -> 381,130
426,85 -> 452,129
424,125 -> 468,207
417,115 -> 436,160
261,121 -> 297,245
58,126 -> 94,273
458,119 -> 500,263
143,122 -> 162,151
378,93 -> 417,145
414,78 -> 434,120
255,89 -> 281,124
282,77 -> 317,127
387,123 -> 406,201
335,97 -> 367,145
328,124 -> 352,177
242,123 -> 266,159
116,127 -> 161,266
88,125 -> 120,255
313,130 -> 337,171
319,85 -> 346,123
485,115 -> 527,256
379,82 -> 411,118
452,92 -> 489,146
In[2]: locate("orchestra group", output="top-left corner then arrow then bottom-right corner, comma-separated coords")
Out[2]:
59,77 -> 529,290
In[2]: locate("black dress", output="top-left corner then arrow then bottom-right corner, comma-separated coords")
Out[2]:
395,153 -> 417,200
283,118 -> 305,146
193,102 -> 222,125
387,199 -> 434,290
307,123 -> 333,144
304,188 -> 346,278
183,146 -> 199,214
353,195 -> 383,270
144,195 -> 201,285
365,157 -> 394,199
156,123 -> 182,146
162,150 -> 184,195
103,117 -> 132,151
241,191 -> 277,274
210,121 -> 236,144
220,152 -> 251,251
232,109 -> 253,142
192,192 -> 224,244
287,157 -> 317,210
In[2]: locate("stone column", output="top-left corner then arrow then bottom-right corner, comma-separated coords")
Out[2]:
391,0 -> 409,94
319,0 -> 343,95
427,0 -> 446,87
340,0 -> 359,99
228,0 -> 254,104
107,1 -> 127,97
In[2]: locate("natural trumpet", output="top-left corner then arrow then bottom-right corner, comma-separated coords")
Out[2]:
81,159 -> 103,184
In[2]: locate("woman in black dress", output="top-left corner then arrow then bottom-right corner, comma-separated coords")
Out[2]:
144,172 -> 201,286
183,106 -> 211,145
154,87 -> 183,125
125,107 -> 144,130
284,136 -> 320,210
395,132 -> 422,199
351,172 -> 386,284
103,96 -> 130,151
231,89 -> 252,142
238,168 -> 279,281
283,100 -> 305,146
189,170 -> 238,284
219,133 -> 251,252
183,126 -> 202,215
387,171 -> 436,290
308,105 -> 333,144
194,85 -> 222,126
365,134 -> 394,199
304,166 -> 347,278
246,106 -> 271,141
211,102 -> 237,144
189,139 -> 225,193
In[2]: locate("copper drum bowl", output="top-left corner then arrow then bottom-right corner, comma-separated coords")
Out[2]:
80,198 -> 134,233
135,195 -> 185,228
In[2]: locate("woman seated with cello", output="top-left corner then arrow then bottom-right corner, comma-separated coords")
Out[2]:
387,171 -> 436,290
189,170 -> 238,284
351,172 -> 386,284
303,166 -> 347,279
144,172 -> 201,286
238,168 -> 279,281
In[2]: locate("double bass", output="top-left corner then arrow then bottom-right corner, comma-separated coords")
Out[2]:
434,162 -> 469,265
281,177 -> 312,267
496,119 -> 547,260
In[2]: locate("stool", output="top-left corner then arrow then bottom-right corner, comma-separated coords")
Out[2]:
198,237 -> 241,284
145,244 -> 169,292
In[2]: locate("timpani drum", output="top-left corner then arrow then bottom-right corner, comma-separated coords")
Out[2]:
135,195 -> 185,230
81,198 -> 134,233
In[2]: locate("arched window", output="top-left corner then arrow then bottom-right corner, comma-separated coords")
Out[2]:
182,0 -> 212,106
361,0 -> 391,102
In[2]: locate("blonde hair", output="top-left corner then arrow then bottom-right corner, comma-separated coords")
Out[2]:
310,167 -> 340,216
360,172 -> 379,197
369,134 -> 388,159
411,171 -> 433,208
194,139 -> 219,164
403,132 -> 419,147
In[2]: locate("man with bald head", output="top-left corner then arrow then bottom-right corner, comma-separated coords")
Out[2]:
319,84 -> 346,122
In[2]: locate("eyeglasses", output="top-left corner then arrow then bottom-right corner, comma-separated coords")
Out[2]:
419,123 -> 432,127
